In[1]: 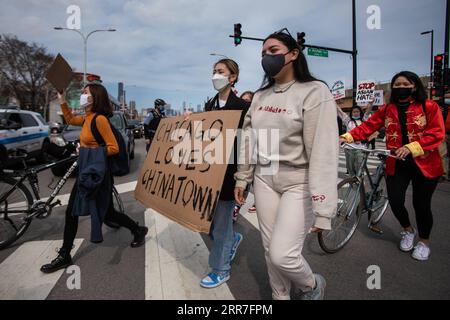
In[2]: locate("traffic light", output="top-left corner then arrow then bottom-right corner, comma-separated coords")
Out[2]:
445,67 -> 450,88
234,23 -> 242,46
297,32 -> 306,50
433,54 -> 444,94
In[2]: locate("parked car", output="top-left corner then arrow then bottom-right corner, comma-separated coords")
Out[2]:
128,119 -> 143,139
49,111 -> 135,176
0,107 -> 50,166
48,121 -> 65,134
110,111 -> 135,161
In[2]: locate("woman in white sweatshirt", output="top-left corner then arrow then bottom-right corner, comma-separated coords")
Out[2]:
234,30 -> 339,300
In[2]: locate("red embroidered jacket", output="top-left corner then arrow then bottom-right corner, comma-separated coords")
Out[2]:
342,100 -> 445,178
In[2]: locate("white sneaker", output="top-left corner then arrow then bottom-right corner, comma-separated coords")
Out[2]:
412,242 -> 431,261
399,229 -> 416,252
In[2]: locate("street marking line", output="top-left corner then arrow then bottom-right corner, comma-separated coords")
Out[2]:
0,239 -> 83,300
144,209 -> 234,300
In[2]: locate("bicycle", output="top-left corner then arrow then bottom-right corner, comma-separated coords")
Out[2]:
0,146 -> 125,250
318,143 -> 398,254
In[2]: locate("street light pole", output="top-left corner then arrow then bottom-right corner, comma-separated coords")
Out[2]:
421,30 -> 434,96
352,0 -> 357,107
423,30 -> 434,80
210,53 -> 229,59
53,27 -> 116,85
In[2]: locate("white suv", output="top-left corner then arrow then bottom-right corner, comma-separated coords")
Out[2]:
0,107 -> 50,165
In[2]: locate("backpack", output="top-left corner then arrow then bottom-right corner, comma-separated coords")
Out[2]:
90,114 -> 130,176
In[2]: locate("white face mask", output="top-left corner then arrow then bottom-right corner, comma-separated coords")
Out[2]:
80,94 -> 92,108
212,74 -> 230,92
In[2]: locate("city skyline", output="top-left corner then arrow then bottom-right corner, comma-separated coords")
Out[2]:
0,0 -> 448,112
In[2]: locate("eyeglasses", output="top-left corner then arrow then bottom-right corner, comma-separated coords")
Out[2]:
274,27 -> 293,38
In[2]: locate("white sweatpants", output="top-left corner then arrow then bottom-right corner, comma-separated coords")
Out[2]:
253,164 -> 316,300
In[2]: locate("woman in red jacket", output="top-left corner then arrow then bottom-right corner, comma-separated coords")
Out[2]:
340,71 -> 445,261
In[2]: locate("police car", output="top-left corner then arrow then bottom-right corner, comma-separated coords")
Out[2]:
0,106 -> 50,165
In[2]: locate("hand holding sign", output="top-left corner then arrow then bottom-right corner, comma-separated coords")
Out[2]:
356,80 -> 376,106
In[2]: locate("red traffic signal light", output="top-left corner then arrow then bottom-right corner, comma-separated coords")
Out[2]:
433,54 -> 444,93
234,23 -> 242,46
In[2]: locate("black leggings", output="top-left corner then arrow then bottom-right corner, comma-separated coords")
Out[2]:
386,158 -> 439,240
62,182 -> 139,251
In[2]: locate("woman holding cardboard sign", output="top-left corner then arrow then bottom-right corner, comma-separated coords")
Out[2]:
234,30 -> 339,300
199,59 -> 250,288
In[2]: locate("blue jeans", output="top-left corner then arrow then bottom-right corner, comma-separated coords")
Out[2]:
208,200 -> 236,276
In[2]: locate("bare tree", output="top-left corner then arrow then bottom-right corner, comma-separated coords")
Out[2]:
0,34 -> 55,116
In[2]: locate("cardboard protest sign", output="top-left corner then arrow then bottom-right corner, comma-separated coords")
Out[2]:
45,54 -> 73,93
134,110 -> 242,233
331,80 -> 346,100
373,90 -> 384,106
356,80 -> 376,106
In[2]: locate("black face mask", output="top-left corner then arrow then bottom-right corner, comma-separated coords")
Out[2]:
391,87 -> 413,102
261,52 -> 292,78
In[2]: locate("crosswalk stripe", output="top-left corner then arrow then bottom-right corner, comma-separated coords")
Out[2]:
144,209 -> 234,300
0,239 -> 83,300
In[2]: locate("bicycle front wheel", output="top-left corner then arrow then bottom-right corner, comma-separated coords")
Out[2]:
369,174 -> 389,225
318,177 -> 363,254
0,177 -> 33,249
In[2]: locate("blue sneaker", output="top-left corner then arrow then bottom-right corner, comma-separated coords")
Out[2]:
200,272 -> 230,288
230,233 -> 243,262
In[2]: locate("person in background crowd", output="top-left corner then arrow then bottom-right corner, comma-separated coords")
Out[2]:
444,91 -> 450,180
144,99 -> 167,153
200,58 -> 250,288
41,84 -> 148,274
439,92 -> 450,181
336,101 -> 374,175
240,91 -> 254,103
235,29 -> 339,300
340,71 -> 445,261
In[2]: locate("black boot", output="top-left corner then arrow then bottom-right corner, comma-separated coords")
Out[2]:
131,225 -> 148,248
40,248 -> 73,274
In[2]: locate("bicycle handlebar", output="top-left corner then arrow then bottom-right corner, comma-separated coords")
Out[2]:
341,143 -> 403,160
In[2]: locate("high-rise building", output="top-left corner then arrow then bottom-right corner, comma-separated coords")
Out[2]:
118,82 -> 124,102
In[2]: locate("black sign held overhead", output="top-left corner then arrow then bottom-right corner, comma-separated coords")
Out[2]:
45,54 -> 74,93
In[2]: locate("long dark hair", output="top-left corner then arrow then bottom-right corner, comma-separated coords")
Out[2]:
85,83 -> 113,117
260,32 -> 323,90
390,71 -> 427,105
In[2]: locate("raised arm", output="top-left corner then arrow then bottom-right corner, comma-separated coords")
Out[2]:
363,99 -> 375,120
336,104 -> 350,123
58,92 -> 85,126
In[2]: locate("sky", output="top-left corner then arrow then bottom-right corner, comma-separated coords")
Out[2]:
0,0 -> 448,112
